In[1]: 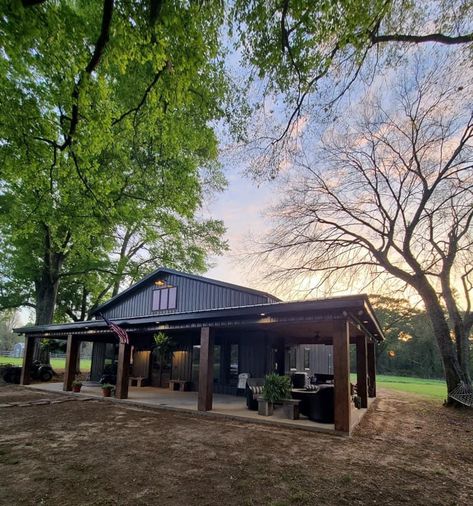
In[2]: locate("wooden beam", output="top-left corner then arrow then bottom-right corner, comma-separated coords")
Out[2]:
367,342 -> 377,398
198,326 -> 215,411
356,335 -> 368,408
64,334 -> 80,391
333,320 -> 351,433
115,342 -> 131,399
20,336 -> 35,385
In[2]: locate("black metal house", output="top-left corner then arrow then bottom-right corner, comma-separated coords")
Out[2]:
15,268 -> 384,434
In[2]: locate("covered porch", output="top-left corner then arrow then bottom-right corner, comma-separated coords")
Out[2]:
17,296 -> 383,435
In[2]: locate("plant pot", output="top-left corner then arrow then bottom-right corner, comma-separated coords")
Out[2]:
102,388 -> 112,397
72,386 -> 81,393
258,398 -> 273,416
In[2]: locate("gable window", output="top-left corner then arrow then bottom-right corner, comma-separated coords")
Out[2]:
152,286 -> 177,311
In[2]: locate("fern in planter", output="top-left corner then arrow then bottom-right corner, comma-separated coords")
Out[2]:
262,373 -> 292,403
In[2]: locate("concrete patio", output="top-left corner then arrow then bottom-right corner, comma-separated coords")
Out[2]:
26,382 -> 373,436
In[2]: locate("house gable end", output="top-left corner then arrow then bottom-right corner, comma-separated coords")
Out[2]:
92,269 -> 280,319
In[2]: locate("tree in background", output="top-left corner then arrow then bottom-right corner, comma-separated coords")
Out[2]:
257,54 -> 473,401
0,1 -> 231,339
370,296 -> 445,378
0,310 -> 21,351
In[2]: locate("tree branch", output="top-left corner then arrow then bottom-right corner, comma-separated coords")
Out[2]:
371,32 -> 473,46
112,64 -> 168,126
60,0 -> 114,150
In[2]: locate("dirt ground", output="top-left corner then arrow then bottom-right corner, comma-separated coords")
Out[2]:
0,384 -> 472,506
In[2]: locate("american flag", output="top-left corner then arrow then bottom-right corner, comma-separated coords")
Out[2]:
100,313 -> 129,345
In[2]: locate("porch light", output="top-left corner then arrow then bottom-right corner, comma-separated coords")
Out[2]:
154,280 -> 165,286
260,313 -> 266,317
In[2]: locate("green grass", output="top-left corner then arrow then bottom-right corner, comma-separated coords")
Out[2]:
0,355 -> 91,372
351,372 -> 447,400
376,374 -> 447,400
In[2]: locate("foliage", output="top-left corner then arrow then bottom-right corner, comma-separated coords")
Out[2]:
232,0 -> 473,170
369,296 -> 446,378
0,310 -> 21,350
153,332 -> 175,361
0,0 -> 231,326
72,380 -> 82,387
101,383 -> 114,391
262,373 -> 292,403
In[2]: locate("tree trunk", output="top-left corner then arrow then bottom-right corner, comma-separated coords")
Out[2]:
420,286 -> 471,401
33,248 -> 65,362
440,272 -> 472,382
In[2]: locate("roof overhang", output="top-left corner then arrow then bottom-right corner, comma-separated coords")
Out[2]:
14,295 -> 384,342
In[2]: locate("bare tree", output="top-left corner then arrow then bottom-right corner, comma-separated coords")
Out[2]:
259,54 -> 473,399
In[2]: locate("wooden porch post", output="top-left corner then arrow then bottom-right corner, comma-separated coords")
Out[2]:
64,334 -> 80,391
198,326 -> 214,411
115,341 -> 131,399
333,320 -> 351,434
367,342 -> 377,398
20,335 -> 35,385
356,335 -> 368,408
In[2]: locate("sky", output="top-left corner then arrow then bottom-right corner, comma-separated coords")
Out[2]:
203,163 -> 278,295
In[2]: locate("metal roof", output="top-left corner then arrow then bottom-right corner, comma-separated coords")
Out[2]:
90,267 -> 281,316
15,294 -> 384,341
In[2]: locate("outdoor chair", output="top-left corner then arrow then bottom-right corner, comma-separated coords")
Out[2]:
246,378 -> 265,410
291,384 -> 334,423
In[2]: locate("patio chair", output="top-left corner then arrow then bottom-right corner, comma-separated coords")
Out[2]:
246,378 -> 265,410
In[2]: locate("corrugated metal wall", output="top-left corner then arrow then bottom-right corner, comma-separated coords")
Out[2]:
171,347 -> 193,381
285,344 -> 333,375
90,342 -> 106,381
239,335 -> 271,378
102,273 -> 276,319
132,351 -> 151,377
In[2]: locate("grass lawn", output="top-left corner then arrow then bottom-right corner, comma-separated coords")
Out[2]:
349,372 -> 447,400
0,355 -> 91,372
376,374 -> 447,400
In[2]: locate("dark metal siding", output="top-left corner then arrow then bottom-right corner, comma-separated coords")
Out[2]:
132,351 -> 151,378
239,334 -> 270,378
171,347 -> 192,381
90,342 -> 106,381
286,344 -> 333,376
102,273 -> 276,319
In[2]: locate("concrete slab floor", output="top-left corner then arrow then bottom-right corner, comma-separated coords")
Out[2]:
25,382 -> 373,436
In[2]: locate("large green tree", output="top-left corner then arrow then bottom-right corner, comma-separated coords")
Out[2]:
0,1 -> 230,336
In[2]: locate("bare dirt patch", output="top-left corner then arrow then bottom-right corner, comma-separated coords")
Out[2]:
0,384 -> 472,505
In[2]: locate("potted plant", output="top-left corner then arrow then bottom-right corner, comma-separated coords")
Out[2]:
72,380 -> 83,393
259,373 -> 292,416
101,383 -> 114,397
